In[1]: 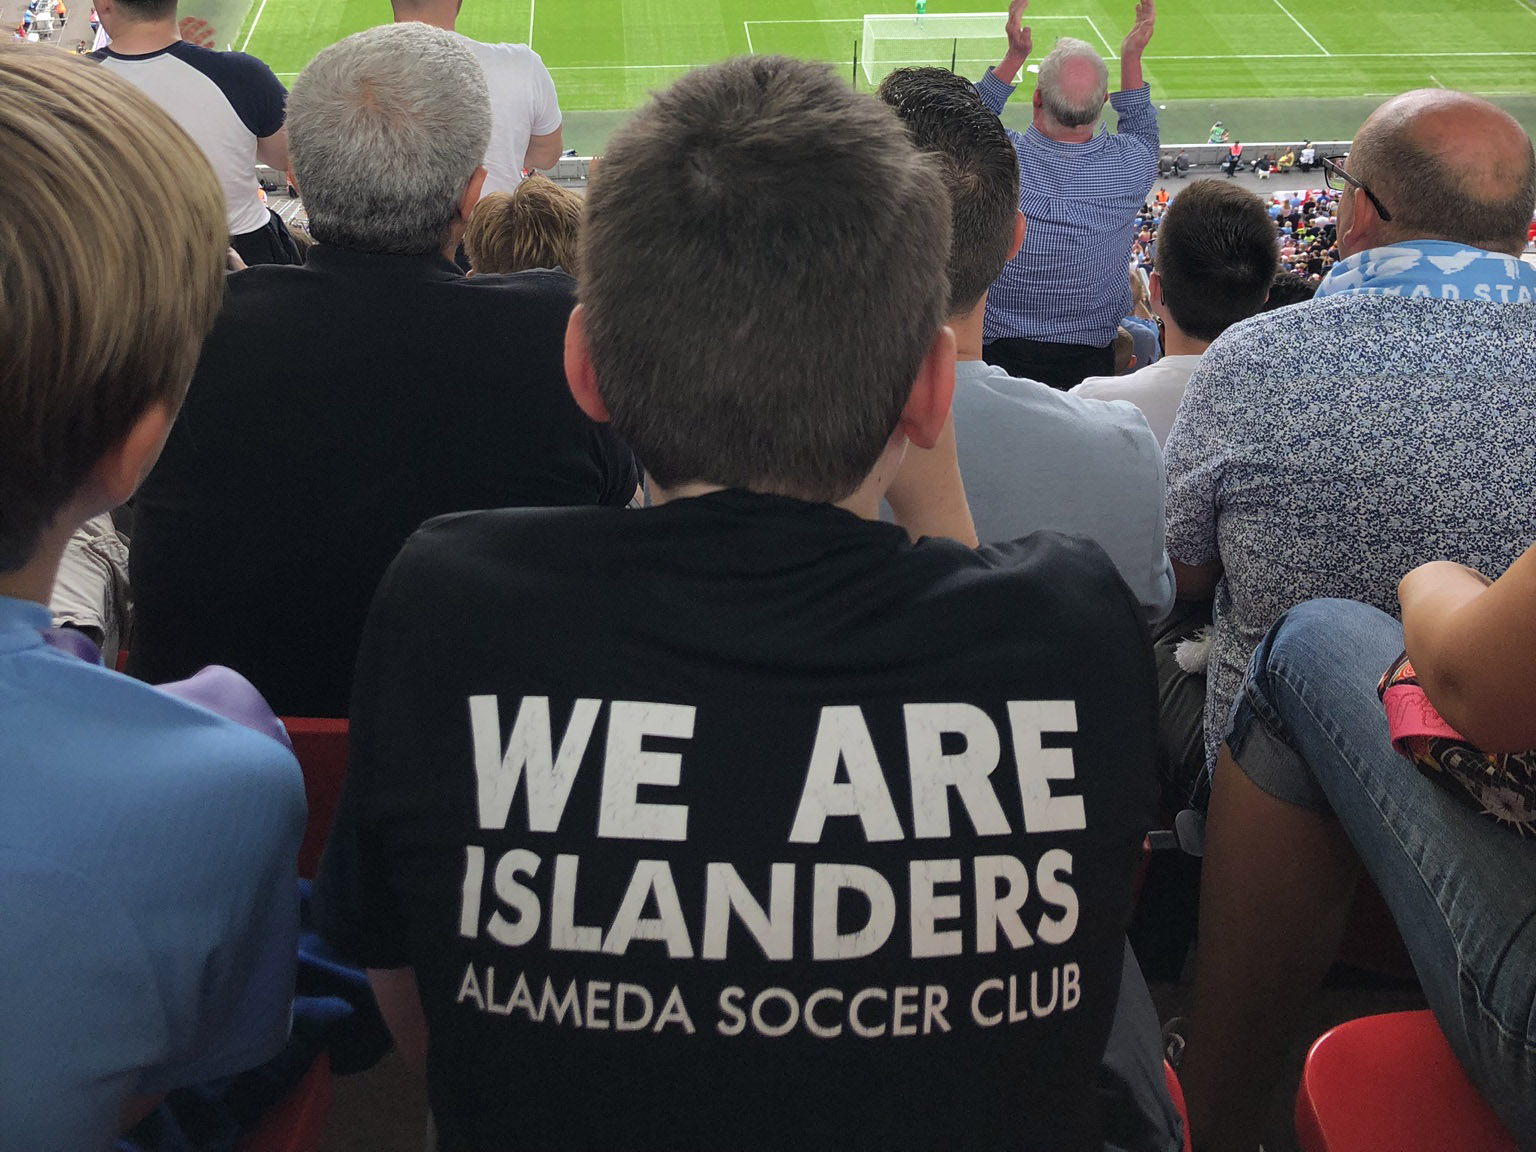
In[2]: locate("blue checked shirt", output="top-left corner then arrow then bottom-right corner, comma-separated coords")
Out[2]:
976,69 -> 1158,347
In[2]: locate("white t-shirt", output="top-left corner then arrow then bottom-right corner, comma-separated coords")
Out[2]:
459,36 -> 562,198
94,41 -> 284,236
1070,354 -> 1204,447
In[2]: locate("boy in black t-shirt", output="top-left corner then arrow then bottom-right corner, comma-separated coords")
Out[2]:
316,55 -> 1161,1152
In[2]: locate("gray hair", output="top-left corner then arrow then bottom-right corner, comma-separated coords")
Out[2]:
287,23 -> 492,255
1036,37 -> 1108,129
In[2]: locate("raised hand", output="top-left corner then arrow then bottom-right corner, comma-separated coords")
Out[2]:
1121,0 -> 1154,58
1005,0 -> 1031,59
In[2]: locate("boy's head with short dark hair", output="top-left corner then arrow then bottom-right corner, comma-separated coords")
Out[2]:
1152,180 -> 1279,344
877,66 -> 1020,316
464,174 -> 584,276
568,55 -> 953,504
1261,271 -> 1317,311
0,45 -> 225,574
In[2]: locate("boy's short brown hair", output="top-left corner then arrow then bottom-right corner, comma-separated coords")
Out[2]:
0,45 -> 226,571
463,175 -> 584,276
1154,180 -> 1279,343
579,55 -> 951,503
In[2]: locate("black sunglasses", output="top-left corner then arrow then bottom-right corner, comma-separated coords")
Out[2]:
1320,155 -> 1392,222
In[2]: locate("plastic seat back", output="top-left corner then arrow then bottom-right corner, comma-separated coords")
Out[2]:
237,1052 -> 332,1152
282,717 -> 349,879
1294,1010 -> 1517,1152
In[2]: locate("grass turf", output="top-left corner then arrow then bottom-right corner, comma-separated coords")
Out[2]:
223,0 -> 1536,128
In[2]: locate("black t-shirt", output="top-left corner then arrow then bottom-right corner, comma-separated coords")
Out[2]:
128,248 -> 636,716
315,491 -> 1158,1151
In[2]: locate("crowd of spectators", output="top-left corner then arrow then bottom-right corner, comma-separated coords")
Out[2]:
4,0 -> 1536,1148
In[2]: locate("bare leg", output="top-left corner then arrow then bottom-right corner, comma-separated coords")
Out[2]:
1179,745 -> 1361,1152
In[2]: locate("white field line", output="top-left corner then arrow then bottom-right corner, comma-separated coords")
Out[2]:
1270,0 -> 1330,54
276,47 -> 1536,81
239,0 -> 270,51
528,0 -> 535,48
1083,15 -> 1117,59
1513,0 -> 1536,16
743,19 -> 753,53
1429,71 -> 1445,86
743,14 -> 1084,23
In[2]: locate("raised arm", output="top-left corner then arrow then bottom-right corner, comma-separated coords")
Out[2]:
1119,0 -> 1155,93
1398,542 -> 1536,752
992,0 -> 1031,86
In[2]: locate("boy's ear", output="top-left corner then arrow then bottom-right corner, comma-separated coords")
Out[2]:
92,402 -> 174,509
563,305 -> 611,423
1148,269 -> 1165,315
1009,211 -> 1026,259
898,325 -> 956,451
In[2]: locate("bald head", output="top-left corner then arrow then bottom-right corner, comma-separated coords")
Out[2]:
1035,38 -> 1109,130
1348,88 -> 1535,255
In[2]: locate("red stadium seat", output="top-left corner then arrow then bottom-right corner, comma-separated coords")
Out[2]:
282,717 -> 349,879
1294,1010 -> 1517,1152
237,1051 -> 332,1152
1164,1060 -> 1193,1152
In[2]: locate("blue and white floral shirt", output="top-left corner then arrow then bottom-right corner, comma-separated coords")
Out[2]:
1164,242 -> 1536,779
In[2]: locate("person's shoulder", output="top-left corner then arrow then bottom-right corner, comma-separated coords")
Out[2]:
379,505 -> 622,602
946,530 -> 1147,634
449,266 -> 577,320
961,363 -> 1154,444
168,40 -> 280,85
458,35 -> 542,67
457,266 -> 575,297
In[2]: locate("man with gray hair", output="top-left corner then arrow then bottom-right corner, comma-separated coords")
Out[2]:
127,22 -> 637,717
976,0 -> 1158,388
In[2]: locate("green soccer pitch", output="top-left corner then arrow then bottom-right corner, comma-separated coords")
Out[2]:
234,0 -> 1536,143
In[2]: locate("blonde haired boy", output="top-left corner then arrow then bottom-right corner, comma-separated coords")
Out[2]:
464,173 -> 584,276
0,44 -> 304,1145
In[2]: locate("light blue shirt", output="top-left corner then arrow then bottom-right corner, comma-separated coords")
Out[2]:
0,596 -> 305,1147
976,70 -> 1159,347
951,360 -> 1175,621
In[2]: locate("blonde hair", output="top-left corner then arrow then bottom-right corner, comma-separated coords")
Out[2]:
0,45 -> 226,571
463,175 -> 584,276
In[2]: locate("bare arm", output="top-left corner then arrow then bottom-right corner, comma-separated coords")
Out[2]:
1173,556 -> 1221,601
1399,542 -> 1536,751
1119,0 -> 1155,93
993,0 -> 1031,86
255,126 -> 289,173
523,127 -> 563,172
886,411 -> 980,547
369,967 -> 428,1078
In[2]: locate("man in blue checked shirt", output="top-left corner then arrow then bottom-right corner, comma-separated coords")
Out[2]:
977,0 -> 1158,389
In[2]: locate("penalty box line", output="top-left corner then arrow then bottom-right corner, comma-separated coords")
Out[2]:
743,13 -> 1117,60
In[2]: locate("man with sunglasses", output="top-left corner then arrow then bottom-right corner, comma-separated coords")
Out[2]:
1159,87 -> 1536,813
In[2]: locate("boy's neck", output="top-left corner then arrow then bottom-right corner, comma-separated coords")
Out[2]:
948,304 -> 985,363
0,528 -> 68,608
648,472 -> 891,523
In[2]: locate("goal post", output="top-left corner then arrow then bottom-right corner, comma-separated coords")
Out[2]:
859,12 -> 1009,86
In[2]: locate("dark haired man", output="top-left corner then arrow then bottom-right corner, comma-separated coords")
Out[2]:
881,66 -> 1173,622
315,55 -> 1159,1150
880,65 -> 1181,1152
1073,180 -> 1278,448
92,0 -> 298,264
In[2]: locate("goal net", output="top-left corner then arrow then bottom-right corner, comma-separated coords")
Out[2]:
860,12 -> 1009,86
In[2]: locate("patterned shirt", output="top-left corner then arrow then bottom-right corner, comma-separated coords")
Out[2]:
975,69 -> 1158,347
1165,254 -> 1536,776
